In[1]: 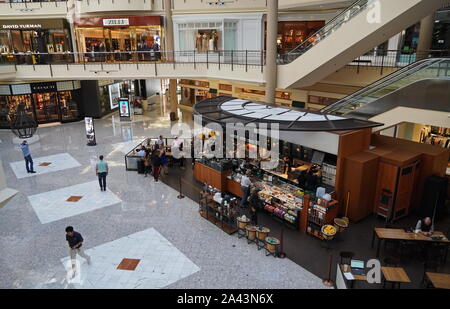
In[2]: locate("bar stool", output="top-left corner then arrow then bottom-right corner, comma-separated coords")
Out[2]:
246,225 -> 257,245
256,227 -> 270,251
265,237 -> 280,257
237,217 -> 250,239
339,251 -> 355,265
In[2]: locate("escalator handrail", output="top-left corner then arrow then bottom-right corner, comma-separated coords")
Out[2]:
321,58 -> 445,113
283,0 -> 369,60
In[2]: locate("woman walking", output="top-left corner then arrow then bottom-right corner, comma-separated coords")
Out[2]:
151,149 -> 162,182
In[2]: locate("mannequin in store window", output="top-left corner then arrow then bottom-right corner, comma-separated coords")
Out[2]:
202,33 -> 209,53
196,33 -> 202,52
213,32 -> 219,51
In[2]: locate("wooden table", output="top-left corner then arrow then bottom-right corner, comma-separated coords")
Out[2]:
339,264 -> 367,289
426,272 -> 450,289
381,267 -> 411,289
371,228 -> 450,259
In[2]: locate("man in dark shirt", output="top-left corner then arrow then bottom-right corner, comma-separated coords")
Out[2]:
66,226 -> 91,274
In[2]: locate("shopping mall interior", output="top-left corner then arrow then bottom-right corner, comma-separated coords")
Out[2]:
0,0 -> 450,293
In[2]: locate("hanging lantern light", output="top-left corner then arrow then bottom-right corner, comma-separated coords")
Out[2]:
11,103 -> 38,139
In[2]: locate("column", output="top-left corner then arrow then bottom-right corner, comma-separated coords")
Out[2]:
164,0 -> 178,120
169,79 -> 179,121
164,0 -> 175,61
416,14 -> 435,60
265,0 -> 278,105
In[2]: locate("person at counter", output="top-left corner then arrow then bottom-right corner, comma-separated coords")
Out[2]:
297,170 -> 307,188
283,157 -> 291,174
415,217 -> 434,236
306,169 -> 319,191
136,147 -> 146,157
248,188 -> 262,226
240,170 -> 252,208
151,149 -> 162,182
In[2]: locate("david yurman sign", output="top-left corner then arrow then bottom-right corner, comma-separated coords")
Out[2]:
103,18 -> 130,27
2,24 -> 42,29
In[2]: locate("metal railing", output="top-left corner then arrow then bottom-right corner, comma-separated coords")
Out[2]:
2,49 -> 449,73
0,50 -> 266,74
321,58 -> 450,116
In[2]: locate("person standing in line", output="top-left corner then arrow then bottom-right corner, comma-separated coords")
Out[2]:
19,140 -> 36,174
151,149 -> 162,182
248,188 -> 261,226
95,155 -> 108,191
143,150 -> 152,178
156,135 -> 165,148
240,170 -> 252,208
160,148 -> 169,175
65,226 -> 91,276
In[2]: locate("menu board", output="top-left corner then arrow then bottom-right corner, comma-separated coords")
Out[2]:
311,151 -> 325,166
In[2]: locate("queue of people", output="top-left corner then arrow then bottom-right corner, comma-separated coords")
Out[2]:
137,135 -> 186,182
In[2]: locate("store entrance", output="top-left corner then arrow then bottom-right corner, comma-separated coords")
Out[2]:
33,92 -> 60,123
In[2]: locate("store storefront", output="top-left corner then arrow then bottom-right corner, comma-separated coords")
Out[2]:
80,79 -> 142,118
0,81 -> 82,128
0,19 -> 73,64
273,21 -> 325,54
74,16 -> 163,62
173,14 -> 263,52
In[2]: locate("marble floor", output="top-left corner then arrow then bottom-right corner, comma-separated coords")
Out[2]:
0,98 -> 329,289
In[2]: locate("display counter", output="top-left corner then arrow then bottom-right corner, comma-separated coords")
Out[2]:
194,160 -> 232,191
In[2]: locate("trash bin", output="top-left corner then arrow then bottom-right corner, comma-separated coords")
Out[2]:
137,159 -> 145,174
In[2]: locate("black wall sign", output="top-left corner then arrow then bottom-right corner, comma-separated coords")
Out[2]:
31,82 -> 57,94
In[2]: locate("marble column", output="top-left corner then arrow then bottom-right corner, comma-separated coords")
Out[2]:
265,0 -> 278,105
416,14 -> 435,60
164,0 -> 175,62
169,79 -> 179,120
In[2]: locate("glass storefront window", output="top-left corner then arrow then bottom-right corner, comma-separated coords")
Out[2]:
58,91 -> 79,121
0,94 -> 35,127
76,26 -> 162,62
33,92 -> 59,123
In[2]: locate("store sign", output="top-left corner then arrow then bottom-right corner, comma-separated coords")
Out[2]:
85,117 -> 97,146
31,82 -> 57,94
103,18 -> 130,27
2,24 -> 42,29
119,98 -> 131,121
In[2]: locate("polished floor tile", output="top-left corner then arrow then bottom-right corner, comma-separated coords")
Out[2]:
10,153 -> 81,179
60,228 -> 200,289
28,181 -> 122,224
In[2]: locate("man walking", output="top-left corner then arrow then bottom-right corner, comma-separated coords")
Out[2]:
19,140 -> 36,174
65,226 -> 91,276
96,155 -> 108,191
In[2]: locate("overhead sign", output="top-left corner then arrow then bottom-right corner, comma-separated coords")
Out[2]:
103,18 -> 130,27
2,24 -> 42,29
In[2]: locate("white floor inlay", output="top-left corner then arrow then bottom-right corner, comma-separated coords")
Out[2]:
28,181 -> 122,224
61,228 -> 200,289
10,153 -> 81,179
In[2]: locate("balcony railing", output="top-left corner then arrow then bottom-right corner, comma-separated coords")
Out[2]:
2,49 -> 449,73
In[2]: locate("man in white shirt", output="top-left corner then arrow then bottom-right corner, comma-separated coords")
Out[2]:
136,148 -> 146,157
415,217 -> 434,236
240,170 -> 252,208
172,137 -> 185,168
156,135 -> 164,148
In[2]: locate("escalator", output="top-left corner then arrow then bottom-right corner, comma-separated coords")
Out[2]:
277,0 -> 448,88
320,58 -> 450,129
